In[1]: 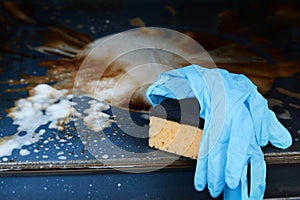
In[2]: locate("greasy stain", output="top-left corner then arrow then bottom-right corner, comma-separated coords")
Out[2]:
165,5 -> 176,15
1,1 -> 300,113
34,26 -> 93,57
2,27 -> 294,111
129,17 -> 146,27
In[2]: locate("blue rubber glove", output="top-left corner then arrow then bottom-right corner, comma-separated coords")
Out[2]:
224,101 -> 266,200
146,64 -> 292,199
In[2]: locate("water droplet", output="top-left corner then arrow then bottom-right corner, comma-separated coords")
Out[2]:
58,156 -> 67,160
102,154 -> 109,159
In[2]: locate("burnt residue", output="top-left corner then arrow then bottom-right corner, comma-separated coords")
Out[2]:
35,26 -> 93,57
129,18 -> 146,28
128,84 -> 152,111
40,26 -> 93,48
1,27 -> 289,111
1,0 -> 300,114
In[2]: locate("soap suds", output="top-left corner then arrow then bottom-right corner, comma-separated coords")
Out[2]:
102,154 -> 109,159
0,129 -> 45,157
19,149 -> 30,156
58,156 -> 67,160
83,100 -> 113,132
2,157 -> 8,162
1,84 -> 113,157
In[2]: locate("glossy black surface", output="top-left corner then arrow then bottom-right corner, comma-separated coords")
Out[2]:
0,0 -> 300,199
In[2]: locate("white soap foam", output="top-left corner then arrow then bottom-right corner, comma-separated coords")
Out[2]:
83,100 -> 113,132
0,129 -> 44,157
58,156 -> 67,160
102,154 -> 109,159
19,149 -> 31,156
1,84 -> 113,157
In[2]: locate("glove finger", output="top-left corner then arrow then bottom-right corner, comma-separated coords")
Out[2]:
223,165 -> 249,200
248,93 -> 292,149
246,94 -> 269,146
194,156 -> 208,191
249,144 -> 266,200
226,104 -> 252,189
207,142 -> 227,197
200,111 -> 227,197
266,110 -> 292,149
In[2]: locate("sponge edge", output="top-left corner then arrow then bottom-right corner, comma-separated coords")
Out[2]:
149,116 -> 202,160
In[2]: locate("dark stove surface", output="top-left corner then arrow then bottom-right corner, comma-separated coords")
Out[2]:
0,0 -> 300,198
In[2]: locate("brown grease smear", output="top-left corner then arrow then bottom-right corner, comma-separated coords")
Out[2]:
165,5 -> 176,15
275,62 -> 300,78
4,27 -> 298,111
3,26 -> 93,93
1,24 -> 92,92
4,58 -> 83,93
129,18 -> 146,27
0,134 -> 15,146
37,26 -> 93,55
128,84 -> 152,111
269,1 -> 300,26
218,10 -> 248,34
3,1 -> 36,24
